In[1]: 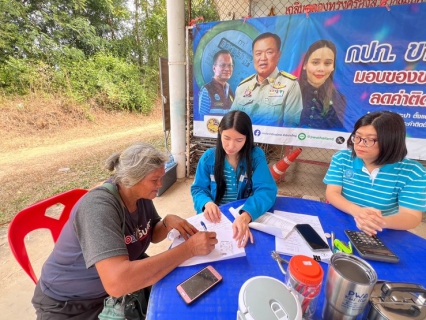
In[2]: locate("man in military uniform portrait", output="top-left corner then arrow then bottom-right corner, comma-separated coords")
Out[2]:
198,50 -> 235,116
231,32 -> 302,127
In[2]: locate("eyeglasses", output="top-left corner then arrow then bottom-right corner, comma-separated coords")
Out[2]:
215,63 -> 234,69
351,135 -> 377,147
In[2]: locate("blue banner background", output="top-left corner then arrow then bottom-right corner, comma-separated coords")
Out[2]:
193,4 -> 426,139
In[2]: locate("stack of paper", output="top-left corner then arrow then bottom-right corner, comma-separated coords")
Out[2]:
229,205 -> 296,239
170,212 -> 246,267
229,205 -> 332,263
274,210 -> 333,263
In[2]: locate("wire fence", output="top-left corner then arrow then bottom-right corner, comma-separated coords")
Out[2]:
186,0 -> 425,200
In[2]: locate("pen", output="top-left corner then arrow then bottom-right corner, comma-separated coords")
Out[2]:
331,231 -> 335,253
200,221 -> 207,231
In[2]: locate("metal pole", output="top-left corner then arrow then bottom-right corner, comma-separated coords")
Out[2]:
166,0 -> 186,178
185,26 -> 192,178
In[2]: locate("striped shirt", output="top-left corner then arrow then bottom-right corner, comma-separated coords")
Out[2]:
199,86 -> 214,116
219,159 -> 239,205
323,150 -> 426,216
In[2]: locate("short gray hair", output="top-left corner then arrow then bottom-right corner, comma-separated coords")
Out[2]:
105,142 -> 169,187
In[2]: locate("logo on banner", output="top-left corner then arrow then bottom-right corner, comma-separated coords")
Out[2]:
336,136 -> 345,144
254,129 -> 261,136
206,118 -> 220,134
298,133 -> 307,140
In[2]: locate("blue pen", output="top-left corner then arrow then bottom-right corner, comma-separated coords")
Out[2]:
200,221 -> 207,231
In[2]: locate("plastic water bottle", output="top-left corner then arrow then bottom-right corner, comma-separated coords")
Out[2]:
165,154 -> 175,170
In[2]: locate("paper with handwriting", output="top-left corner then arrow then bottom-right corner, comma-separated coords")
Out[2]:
170,212 -> 245,267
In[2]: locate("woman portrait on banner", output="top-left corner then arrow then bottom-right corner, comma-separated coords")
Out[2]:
299,39 -> 346,130
191,110 -> 277,248
32,142 -> 217,320
324,111 -> 426,236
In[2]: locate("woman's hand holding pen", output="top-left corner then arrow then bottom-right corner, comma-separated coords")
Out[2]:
204,202 -> 221,223
185,231 -> 218,256
232,211 -> 253,248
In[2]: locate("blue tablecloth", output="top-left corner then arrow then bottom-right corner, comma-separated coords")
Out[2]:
147,197 -> 426,319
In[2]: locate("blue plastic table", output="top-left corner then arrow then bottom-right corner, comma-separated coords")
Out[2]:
147,197 -> 426,319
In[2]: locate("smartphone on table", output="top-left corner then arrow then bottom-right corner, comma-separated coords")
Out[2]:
176,265 -> 222,304
295,224 -> 330,251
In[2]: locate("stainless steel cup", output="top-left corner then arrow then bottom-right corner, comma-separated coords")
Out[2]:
322,253 -> 377,320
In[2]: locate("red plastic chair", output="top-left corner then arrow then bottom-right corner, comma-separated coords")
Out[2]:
8,189 -> 88,284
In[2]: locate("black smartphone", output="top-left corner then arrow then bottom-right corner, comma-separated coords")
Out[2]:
176,265 -> 222,304
295,224 -> 330,251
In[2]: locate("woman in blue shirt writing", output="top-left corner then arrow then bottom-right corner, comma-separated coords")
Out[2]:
191,110 -> 277,248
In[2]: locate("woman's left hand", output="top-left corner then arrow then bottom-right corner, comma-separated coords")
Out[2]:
164,215 -> 199,240
232,211 -> 254,248
353,207 -> 385,236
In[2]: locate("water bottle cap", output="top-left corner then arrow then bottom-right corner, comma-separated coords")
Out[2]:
288,255 -> 324,286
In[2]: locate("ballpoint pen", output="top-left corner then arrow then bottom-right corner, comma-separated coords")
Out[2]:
200,221 -> 207,231
331,231 -> 335,253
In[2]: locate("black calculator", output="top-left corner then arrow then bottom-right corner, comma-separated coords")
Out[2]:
344,230 -> 399,263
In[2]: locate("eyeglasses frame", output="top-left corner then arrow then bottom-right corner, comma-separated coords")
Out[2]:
351,135 -> 377,148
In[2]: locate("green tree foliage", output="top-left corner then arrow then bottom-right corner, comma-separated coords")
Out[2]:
62,53 -> 155,113
189,0 -> 220,23
139,0 -> 168,68
0,0 -> 33,63
0,0 -> 219,112
0,53 -> 154,113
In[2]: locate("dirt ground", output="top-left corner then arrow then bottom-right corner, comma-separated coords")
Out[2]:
0,97 -> 197,318
0,96 -> 170,224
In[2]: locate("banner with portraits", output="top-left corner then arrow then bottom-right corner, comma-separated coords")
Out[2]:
192,3 -> 426,159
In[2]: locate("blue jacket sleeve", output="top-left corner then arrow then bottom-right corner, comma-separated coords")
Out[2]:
199,87 -> 212,116
241,147 -> 278,221
191,149 -> 216,214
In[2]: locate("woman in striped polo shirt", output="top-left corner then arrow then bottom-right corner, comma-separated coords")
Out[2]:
324,111 -> 426,236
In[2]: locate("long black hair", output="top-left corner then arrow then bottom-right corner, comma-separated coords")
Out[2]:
214,111 -> 254,204
299,40 -> 337,116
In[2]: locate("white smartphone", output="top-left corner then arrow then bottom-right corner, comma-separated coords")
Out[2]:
176,265 -> 222,304
295,224 -> 330,251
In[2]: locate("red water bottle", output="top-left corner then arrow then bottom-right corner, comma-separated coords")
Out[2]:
286,255 -> 324,319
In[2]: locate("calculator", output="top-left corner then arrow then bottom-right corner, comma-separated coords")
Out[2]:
344,230 -> 399,263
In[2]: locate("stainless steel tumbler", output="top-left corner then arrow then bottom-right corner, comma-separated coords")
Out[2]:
322,253 -> 377,320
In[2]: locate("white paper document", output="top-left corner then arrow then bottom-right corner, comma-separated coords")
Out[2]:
229,206 -> 296,239
274,210 -> 333,263
171,212 -> 246,267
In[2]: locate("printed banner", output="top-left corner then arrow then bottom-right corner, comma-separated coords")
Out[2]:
192,3 -> 426,159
